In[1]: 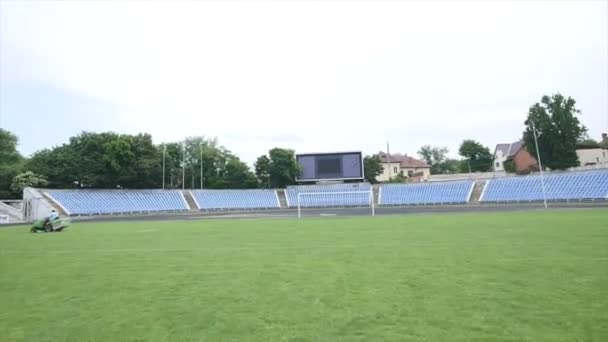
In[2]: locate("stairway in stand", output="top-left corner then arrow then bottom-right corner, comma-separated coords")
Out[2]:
469,180 -> 486,203
182,191 -> 199,210
276,189 -> 289,208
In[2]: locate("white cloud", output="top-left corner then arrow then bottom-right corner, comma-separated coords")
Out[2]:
1,0 -> 606,164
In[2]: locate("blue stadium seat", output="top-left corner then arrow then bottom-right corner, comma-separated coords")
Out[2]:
379,181 -> 474,205
45,190 -> 189,215
285,183 -> 372,208
480,170 -> 608,202
190,190 -> 280,210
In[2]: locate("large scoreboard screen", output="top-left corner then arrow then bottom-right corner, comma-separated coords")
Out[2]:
296,151 -> 364,181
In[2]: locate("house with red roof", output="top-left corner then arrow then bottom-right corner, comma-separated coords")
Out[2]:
493,141 -> 538,173
374,152 -> 431,182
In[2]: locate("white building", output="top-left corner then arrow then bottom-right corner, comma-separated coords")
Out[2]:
576,148 -> 608,166
375,152 -> 431,182
493,141 -> 523,171
576,133 -> 608,166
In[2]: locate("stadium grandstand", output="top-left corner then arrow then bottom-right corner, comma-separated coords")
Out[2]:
11,168 -> 606,221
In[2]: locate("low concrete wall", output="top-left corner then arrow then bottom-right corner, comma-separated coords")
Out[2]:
429,171 -> 507,182
428,164 -> 608,182
0,201 -> 23,222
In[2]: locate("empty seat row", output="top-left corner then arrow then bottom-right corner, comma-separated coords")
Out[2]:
379,181 -> 474,205
285,183 -> 372,208
46,190 -> 188,215
480,170 -> 608,202
190,190 -> 280,210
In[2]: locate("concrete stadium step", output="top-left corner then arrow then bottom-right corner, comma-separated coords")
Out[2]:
469,180 -> 486,203
182,191 -> 199,210
372,185 -> 380,205
276,189 -> 288,209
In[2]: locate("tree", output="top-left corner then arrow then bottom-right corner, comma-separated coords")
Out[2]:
0,129 -> 21,164
523,93 -> 587,170
254,155 -> 271,188
163,136 -> 258,189
27,132 -> 162,189
101,133 -> 161,188
27,147 -> 77,188
224,158 -> 259,189
387,171 -> 407,183
181,136 -> 228,189
128,134 -> 163,188
503,159 -> 516,173
0,129 -> 24,198
267,148 -> 300,188
417,145 -> 452,174
601,135 -> 608,149
159,142 -> 185,189
363,155 -> 383,183
10,171 -> 48,195
577,139 -> 599,148
458,140 -> 493,172
443,159 -> 463,174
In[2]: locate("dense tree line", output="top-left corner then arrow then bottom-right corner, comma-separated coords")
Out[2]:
0,130 -> 383,197
0,130 -> 272,197
24,132 -> 265,190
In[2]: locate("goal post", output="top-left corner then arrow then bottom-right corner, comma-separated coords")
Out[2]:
297,190 -> 375,218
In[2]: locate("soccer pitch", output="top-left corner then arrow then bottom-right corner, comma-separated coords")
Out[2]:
1,210 -> 607,341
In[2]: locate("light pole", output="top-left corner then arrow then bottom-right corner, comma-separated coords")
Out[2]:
531,121 -> 548,208
200,143 -> 204,189
162,144 -> 166,189
182,142 -> 185,190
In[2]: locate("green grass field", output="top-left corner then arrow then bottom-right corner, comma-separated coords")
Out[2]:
1,209 -> 607,341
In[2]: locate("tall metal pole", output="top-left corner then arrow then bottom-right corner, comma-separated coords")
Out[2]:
200,143 -> 203,189
370,189 -> 375,217
386,141 -> 392,180
297,193 -> 301,219
182,142 -> 185,190
162,144 -> 166,189
532,121 -> 548,208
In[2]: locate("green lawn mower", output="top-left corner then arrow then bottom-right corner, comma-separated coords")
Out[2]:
30,218 -> 71,233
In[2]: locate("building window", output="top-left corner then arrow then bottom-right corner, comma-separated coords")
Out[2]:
604,151 -> 606,158
393,166 -> 398,174
495,162 -> 500,168
408,170 -> 413,177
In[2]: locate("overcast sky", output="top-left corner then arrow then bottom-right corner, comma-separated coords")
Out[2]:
1,0 -> 607,165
